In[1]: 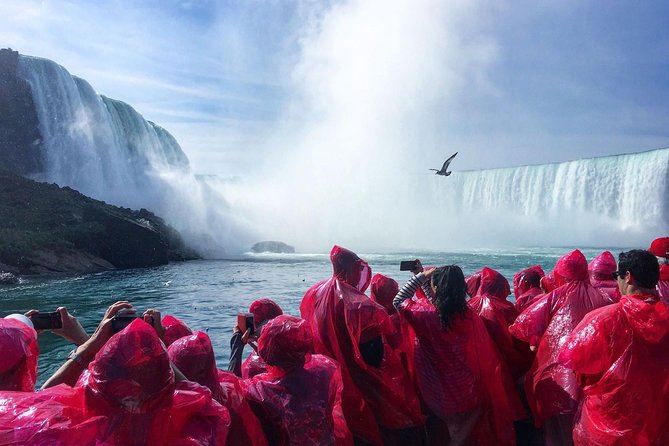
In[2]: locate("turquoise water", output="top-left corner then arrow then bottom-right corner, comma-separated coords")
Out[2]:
0,247 -> 624,386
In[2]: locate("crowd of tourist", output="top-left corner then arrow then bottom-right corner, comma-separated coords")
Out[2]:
0,236 -> 667,445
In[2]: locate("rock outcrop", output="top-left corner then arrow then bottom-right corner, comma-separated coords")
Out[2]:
250,241 -> 295,254
0,168 -> 199,275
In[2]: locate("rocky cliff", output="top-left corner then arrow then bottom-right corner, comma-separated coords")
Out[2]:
0,167 -> 199,274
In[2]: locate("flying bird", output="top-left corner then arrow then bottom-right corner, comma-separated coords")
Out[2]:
429,152 -> 458,176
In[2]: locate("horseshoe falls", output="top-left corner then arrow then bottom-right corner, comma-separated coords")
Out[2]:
425,148 -> 669,249
15,54 -> 668,254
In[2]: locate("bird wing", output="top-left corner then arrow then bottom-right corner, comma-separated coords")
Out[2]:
441,151 -> 458,171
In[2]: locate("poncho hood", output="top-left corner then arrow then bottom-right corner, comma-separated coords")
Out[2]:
620,294 -> 669,343
554,250 -> 589,286
478,267 -> 510,299
330,245 -> 371,292
369,273 -> 399,313
513,265 -> 545,298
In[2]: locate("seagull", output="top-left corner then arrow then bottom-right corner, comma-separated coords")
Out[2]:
429,152 -> 458,176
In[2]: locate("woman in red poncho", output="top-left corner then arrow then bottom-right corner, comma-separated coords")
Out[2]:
509,250 -> 614,446
588,251 -> 620,302
394,264 -> 517,446
300,246 -> 425,446
168,331 -> 268,446
161,314 -> 193,346
513,265 -> 545,312
241,315 -> 353,446
559,249 -> 669,445
649,236 -> 669,304
469,267 -> 533,386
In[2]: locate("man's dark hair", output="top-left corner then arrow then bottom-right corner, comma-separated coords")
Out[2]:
618,249 -> 660,289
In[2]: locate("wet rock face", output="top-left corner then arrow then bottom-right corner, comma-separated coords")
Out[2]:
0,48 -> 43,176
0,271 -> 19,284
251,241 -> 295,254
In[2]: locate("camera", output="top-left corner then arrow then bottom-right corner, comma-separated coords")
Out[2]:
30,312 -> 63,330
400,260 -> 419,271
237,312 -> 255,336
111,310 -> 139,333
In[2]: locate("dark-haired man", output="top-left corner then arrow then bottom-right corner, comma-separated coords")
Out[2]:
559,249 -> 669,445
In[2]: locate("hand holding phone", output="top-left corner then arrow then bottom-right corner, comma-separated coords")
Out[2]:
30,312 -> 63,330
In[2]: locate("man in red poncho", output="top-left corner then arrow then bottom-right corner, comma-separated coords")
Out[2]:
649,236 -> 669,304
513,265 -> 545,312
587,251 -> 620,302
0,317 -> 38,392
241,315 -> 353,446
509,250 -> 613,446
300,246 -> 425,446
559,249 -> 669,445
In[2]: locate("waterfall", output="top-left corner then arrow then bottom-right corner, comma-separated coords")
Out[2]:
17,55 -> 252,256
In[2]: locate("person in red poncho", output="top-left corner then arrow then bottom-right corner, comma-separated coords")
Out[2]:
161,314 -> 193,346
587,251 -> 620,302
559,249 -> 669,445
168,331 -> 268,446
394,264 -> 517,446
301,246 -> 425,446
229,298 -> 283,379
241,315 -> 353,446
1,304 -> 230,445
649,236 -> 669,304
509,250 -> 614,446
0,317 -> 38,392
513,265 -> 545,312
469,267 -> 533,385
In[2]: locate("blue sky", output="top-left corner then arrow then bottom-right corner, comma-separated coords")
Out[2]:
1,0 -> 668,176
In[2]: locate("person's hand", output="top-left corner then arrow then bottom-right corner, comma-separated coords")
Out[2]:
53,307 -> 89,346
143,309 -> 165,341
241,328 -> 258,351
410,259 -> 424,275
24,309 -> 43,334
85,301 -> 134,354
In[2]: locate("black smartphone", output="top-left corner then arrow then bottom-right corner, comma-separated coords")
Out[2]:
30,312 -> 63,330
111,314 -> 139,333
237,312 -> 255,336
400,260 -> 418,271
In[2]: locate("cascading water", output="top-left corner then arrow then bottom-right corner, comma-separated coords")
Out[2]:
17,55 -> 252,256
15,54 -> 668,254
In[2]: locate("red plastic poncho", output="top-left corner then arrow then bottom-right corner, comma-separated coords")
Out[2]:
0,320 -> 231,445
162,314 -> 193,347
240,299 -> 284,379
588,251 -> 620,302
509,250 -> 614,424
513,265 -> 545,312
469,267 -> 533,383
242,315 -> 353,446
397,298 -> 516,445
465,271 -> 483,298
369,274 -> 413,357
300,246 -> 423,445
559,294 -> 669,445
540,272 -> 557,294
167,331 -> 267,446
0,319 -> 38,392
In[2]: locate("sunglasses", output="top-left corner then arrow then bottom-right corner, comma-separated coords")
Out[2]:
612,271 -> 625,280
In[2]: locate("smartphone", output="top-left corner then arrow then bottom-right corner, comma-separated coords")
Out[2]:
400,260 -> 418,271
237,312 -> 255,336
30,312 -> 63,330
111,314 -> 139,333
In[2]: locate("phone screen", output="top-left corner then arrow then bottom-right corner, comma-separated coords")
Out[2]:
30,312 -> 63,330
399,260 -> 417,271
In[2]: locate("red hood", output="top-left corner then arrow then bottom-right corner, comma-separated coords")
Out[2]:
330,245 -> 371,292
370,273 -> 399,313
478,267 -> 510,299
513,265 -> 545,298
465,271 -> 482,298
588,251 -> 616,281
249,298 -> 283,327
258,315 -> 313,371
87,319 -> 175,414
0,319 -> 38,391
660,263 -> 669,281
554,250 -> 589,286
620,294 -> 669,343
167,332 -> 221,399
161,315 -> 193,347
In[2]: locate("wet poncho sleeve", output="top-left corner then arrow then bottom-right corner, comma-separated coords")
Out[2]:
393,273 -> 432,309
228,331 -> 246,377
